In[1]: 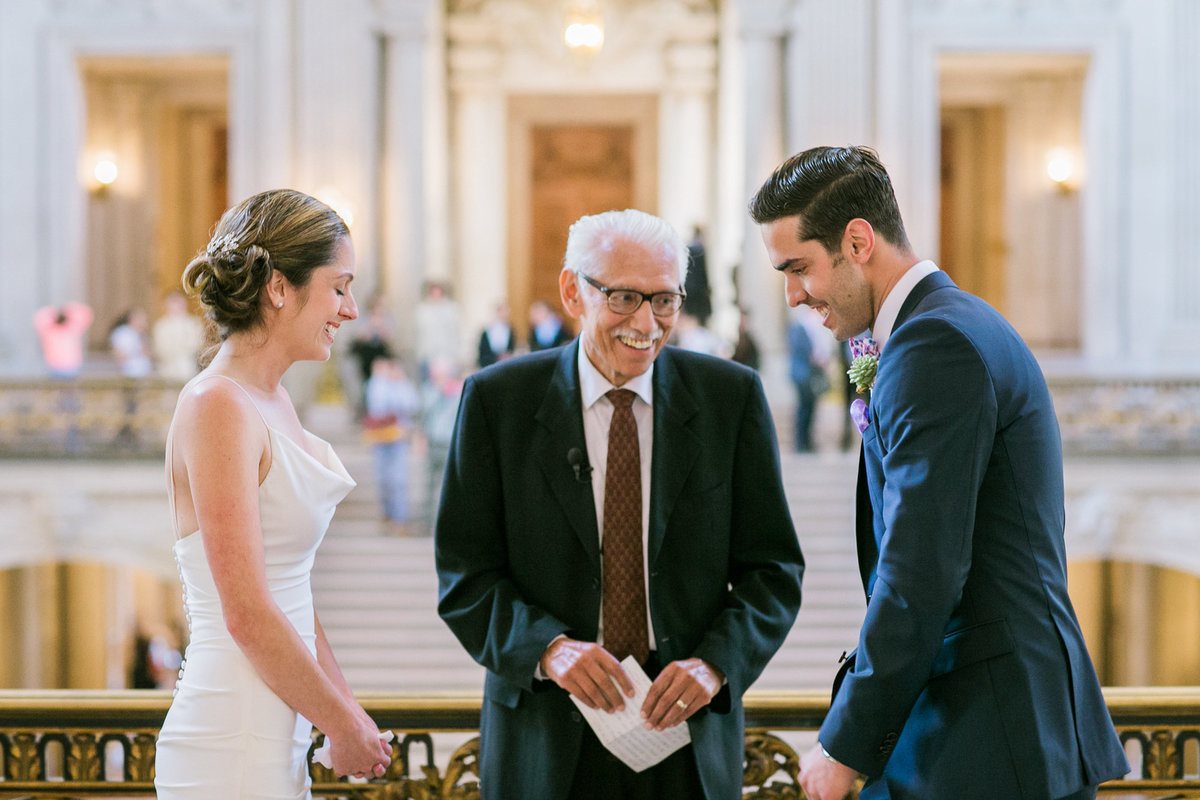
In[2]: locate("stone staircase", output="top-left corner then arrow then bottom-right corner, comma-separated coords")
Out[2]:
309,406 -> 865,695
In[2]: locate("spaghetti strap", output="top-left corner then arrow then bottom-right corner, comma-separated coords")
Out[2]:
166,373 -> 272,540
191,373 -> 269,424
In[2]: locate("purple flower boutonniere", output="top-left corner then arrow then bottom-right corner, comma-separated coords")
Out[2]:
850,398 -> 871,433
847,337 -> 880,433
847,336 -> 880,394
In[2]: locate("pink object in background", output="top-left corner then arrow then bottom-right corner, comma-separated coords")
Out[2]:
33,301 -> 93,377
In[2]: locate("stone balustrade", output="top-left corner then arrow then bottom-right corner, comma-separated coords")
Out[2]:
0,377 -> 178,459
2,373 -> 1199,459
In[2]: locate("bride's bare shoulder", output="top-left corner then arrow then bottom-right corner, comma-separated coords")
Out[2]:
173,374 -> 262,442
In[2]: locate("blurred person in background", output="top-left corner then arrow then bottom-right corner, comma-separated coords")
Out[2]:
527,299 -> 572,351
110,307 -> 152,378
152,291 -> 204,382
477,300 -> 516,368
364,356 -> 420,534
33,301 -> 92,378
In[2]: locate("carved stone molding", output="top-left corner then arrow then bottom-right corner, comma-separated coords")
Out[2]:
1048,378 -> 1200,455
449,0 -> 715,13
373,0 -> 433,34
910,0 -> 1123,23
732,0 -> 796,38
48,0 -> 250,23
447,0 -> 718,78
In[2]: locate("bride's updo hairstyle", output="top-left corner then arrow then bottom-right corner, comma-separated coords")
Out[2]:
183,189 -> 349,342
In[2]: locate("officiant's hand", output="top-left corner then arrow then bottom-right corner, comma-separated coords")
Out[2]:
540,637 -> 635,712
641,658 -> 722,731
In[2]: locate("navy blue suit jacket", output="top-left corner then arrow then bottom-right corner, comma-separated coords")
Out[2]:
435,341 -> 804,800
825,271 -> 1127,799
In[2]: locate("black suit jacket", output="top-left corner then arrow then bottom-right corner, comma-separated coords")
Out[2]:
435,341 -> 804,799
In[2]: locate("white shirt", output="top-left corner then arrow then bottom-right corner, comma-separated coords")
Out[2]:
484,321 -> 511,354
870,260 -> 939,350
577,342 -> 657,651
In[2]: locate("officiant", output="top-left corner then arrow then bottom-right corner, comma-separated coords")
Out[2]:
434,208 -> 805,800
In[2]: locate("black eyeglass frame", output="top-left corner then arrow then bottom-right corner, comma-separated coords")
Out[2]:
577,272 -> 687,317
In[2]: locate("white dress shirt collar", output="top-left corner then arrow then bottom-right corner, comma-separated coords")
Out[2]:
870,260 -> 939,350
577,341 -> 655,409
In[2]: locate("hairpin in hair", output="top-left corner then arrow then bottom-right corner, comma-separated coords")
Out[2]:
206,232 -> 241,258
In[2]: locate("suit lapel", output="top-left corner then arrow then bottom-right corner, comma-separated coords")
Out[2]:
648,349 -> 701,567
534,342 -> 601,569
856,270 -> 957,599
855,444 -> 878,600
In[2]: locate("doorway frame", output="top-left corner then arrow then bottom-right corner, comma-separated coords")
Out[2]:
40,11 -> 294,320
506,93 -> 659,336
880,8 -> 1127,363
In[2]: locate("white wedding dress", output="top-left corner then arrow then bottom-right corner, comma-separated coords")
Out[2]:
155,376 -> 355,799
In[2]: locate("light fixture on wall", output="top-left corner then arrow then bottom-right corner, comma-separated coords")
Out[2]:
1045,147 -> 1077,194
564,0 -> 604,53
93,153 -> 118,195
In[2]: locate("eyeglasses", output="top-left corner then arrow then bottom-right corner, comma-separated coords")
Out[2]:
578,273 -> 686,317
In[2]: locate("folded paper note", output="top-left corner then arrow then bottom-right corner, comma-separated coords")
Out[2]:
568,655 -> 691,772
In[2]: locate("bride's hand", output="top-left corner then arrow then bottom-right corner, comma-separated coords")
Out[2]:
323,724 -> 393,778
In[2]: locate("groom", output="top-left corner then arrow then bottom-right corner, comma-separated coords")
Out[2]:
750,146 -> 1128,800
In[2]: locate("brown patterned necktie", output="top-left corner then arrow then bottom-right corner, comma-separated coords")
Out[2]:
602,388 -> 649,665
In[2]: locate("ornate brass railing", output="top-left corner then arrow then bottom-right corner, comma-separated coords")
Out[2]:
0,689 -> 1198,798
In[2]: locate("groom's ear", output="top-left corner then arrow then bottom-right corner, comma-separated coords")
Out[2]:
842,218 -> 875,265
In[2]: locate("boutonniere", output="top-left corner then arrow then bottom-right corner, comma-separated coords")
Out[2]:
847,337 -> 880,433
847,337 -> 880,393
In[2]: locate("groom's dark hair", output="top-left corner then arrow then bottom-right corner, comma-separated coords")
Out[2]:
749,145 -> 912,255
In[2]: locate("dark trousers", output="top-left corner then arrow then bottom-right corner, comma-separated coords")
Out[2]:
567,723 -> 704,800
1055,788 -> 1098,800
566,652 -> 706,799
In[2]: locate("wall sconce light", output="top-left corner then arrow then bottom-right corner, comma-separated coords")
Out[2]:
93,154 -> 118,195
1045,147 -> 1076,194
564,0 -> 604,53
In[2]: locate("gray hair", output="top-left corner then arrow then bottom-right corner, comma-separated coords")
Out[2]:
563,209 -> 688,287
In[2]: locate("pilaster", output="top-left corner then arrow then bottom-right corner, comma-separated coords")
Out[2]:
732,0 -> 791,368
376,0 -> 441,355
448,40 -> 508,360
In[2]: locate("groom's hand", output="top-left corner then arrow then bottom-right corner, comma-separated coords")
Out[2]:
540,637 -> 635,712
798,742 -> 858,800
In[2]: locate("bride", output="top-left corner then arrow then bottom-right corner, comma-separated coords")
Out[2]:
155,189 -> 392,798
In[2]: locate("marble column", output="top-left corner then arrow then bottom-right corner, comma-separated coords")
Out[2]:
0,1 -> 44,371
448,43 -> 508,366
378,0 -> 437,357
733,0 -> 792,365
658,41 -> 716,245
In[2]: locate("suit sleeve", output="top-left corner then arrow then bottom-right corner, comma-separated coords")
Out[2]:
820,317 -> 997,776
690,371 -> 805,707
434,377 -> 570,692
